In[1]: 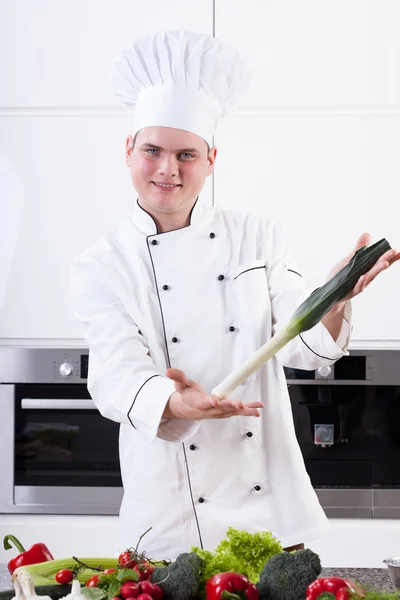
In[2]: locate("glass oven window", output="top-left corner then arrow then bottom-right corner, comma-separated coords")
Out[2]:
14,384 -> 122,487
289,384 -> 400,488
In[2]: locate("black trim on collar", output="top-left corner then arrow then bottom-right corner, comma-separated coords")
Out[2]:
127,374 -> 160,429
299,334 -> 336,361
287,269 -> 302,277
136,198 -> 200,235
234,266 -> 266,280
144,233 -> 203,549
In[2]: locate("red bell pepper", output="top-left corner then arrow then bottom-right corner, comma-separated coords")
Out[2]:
206,572 -> 259,600
306,577 -> 364,600
3,534 -> 54,575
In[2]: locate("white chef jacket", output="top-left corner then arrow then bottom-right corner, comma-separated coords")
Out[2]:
70,199 -> 352,559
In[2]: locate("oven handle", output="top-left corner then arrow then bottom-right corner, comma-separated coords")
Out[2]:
21,399 -> 97,410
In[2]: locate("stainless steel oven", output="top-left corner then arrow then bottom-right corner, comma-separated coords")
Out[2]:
0,347 -> 123,514
286,349 -> 400,518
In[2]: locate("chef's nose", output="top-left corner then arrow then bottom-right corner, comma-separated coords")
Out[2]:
158,155 -> 179,178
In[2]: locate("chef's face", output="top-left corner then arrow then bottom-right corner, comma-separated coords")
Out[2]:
125,126 -> 216,219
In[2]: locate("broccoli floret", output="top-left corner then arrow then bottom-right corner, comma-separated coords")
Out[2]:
151,552 -> 205,600
257,549 -> 322,600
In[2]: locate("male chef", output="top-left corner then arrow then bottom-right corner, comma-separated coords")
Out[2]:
70,31 -> 399,559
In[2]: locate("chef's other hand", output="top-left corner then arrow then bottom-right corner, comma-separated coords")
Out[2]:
163,368 -> 264,420
328,232 -> 400,302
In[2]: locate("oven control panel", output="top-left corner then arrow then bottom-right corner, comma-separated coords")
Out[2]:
53,352 -> 89,380
0,348 -> 90,384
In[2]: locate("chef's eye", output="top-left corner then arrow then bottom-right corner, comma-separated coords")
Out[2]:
179,153 -> 195,160
146,148 -> 159,155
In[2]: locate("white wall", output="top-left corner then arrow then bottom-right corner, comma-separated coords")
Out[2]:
1,1 -> 399,343
214,0 -> 400,346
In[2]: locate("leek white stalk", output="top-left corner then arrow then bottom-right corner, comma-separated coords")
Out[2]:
212,238 -> 391,399
212,326 -> 296,399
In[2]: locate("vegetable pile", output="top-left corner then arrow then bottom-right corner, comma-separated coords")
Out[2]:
5,528 -> 399,600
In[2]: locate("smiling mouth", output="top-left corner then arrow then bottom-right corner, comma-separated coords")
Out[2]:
151,181 -> 181,188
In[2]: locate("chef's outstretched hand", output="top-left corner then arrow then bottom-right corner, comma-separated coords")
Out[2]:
163,368 -> 264,420
328,232 -> 400,301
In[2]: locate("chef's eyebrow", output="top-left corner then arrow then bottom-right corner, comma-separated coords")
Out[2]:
141,143 -> 200,153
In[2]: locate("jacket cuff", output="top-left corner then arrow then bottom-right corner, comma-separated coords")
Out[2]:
334,300 -> 352,351
300,300 -> 352,362
127,375 -> 177,442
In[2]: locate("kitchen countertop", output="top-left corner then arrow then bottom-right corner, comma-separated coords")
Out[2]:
0,564 -> 396,594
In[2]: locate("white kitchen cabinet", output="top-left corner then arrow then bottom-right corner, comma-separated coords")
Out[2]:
0,114 -> 213,340
0,1 -> 213,107
215,0 -> 400,108
213,112 -> 400,344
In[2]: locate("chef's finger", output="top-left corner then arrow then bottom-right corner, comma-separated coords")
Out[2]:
218,398 -> 245,410
215,408 -> 261,418
244,401 -> 264,408
196,394 -> 220,410
239,408 -> 261,417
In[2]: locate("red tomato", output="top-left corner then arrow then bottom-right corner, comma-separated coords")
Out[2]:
86,575 -> 100,587
139,581 -> 164,600
137,595 -> 153,600
118,551 -> 138,569
55,569 -> 73,585
103,569 -> 117,574
134,563 -> 154,581
120,581 -> 140,599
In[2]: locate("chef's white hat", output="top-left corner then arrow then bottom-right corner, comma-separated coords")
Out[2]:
110,30 -> 251,146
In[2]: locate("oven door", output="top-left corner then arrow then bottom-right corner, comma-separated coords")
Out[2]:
0,383 -> 123,514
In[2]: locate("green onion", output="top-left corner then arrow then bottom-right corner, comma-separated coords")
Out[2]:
212,238 -> 391,399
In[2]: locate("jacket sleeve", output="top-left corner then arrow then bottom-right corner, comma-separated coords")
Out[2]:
70,251 -> 200,443
266,220 -> 352,370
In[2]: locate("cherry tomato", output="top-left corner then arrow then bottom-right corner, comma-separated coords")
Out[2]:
134,562 -> 154,581
55,569 -> 73,585
103,569 -> 117,574
139,581 -> 164,600
118,551 -> 138,569
120,581 -> 140,599
86,575 -> 100,587
137,595 -> 153,600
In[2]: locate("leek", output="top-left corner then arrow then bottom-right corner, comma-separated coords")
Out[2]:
212,238 -> 391,399
13,558 -> 118,586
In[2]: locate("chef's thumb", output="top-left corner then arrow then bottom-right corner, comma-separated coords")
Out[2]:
166,368 -> 188,391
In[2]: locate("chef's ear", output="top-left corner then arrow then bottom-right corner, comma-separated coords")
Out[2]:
126,135 -> 135,165
207,146 -> 217,175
